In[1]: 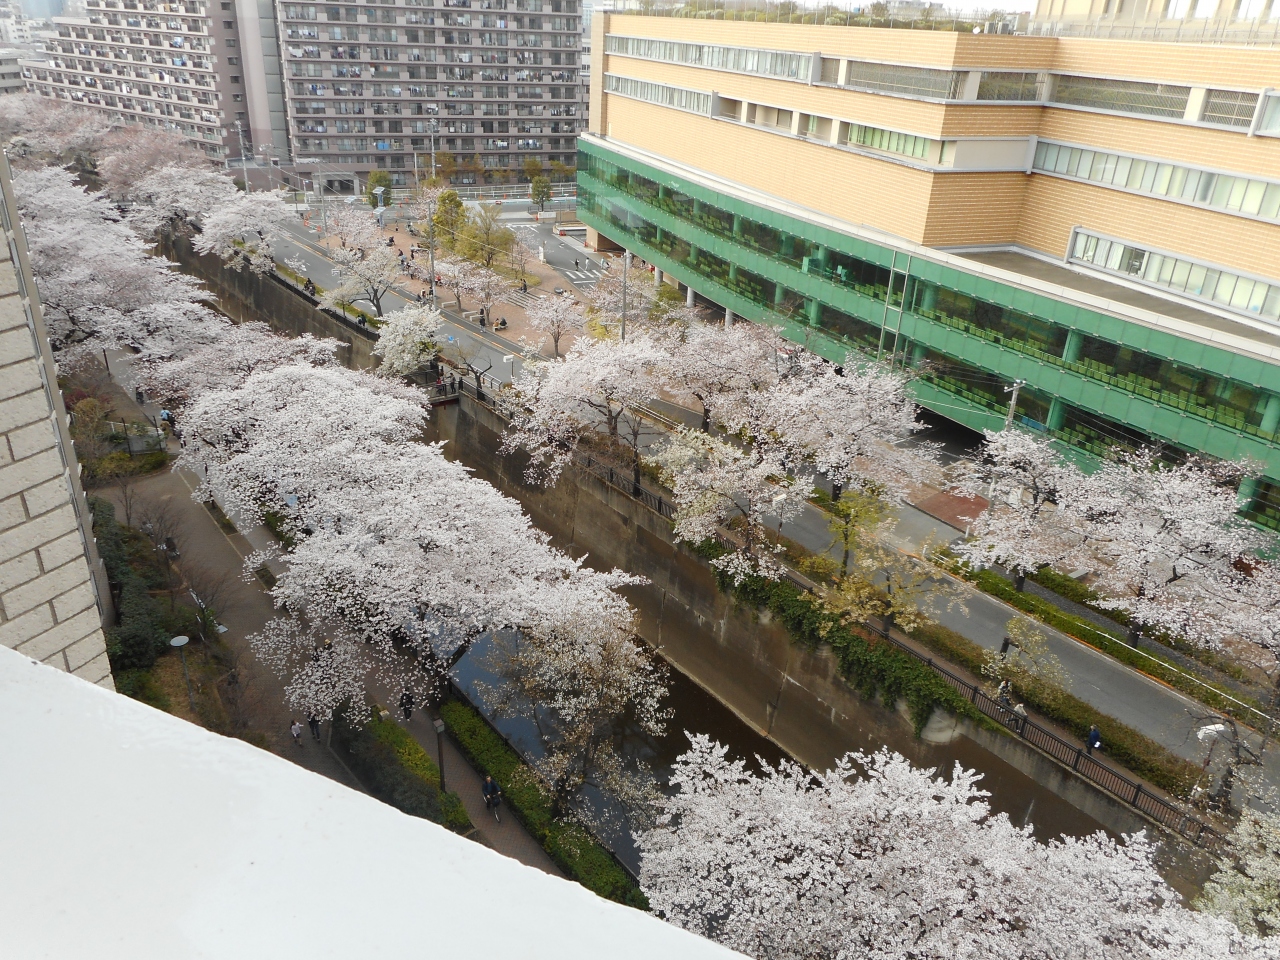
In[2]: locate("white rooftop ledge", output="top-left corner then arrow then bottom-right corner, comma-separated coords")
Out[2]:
0,646 -> 741,960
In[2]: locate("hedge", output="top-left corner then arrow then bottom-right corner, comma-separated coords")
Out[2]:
91,498 -> 171,674
332,709 -> 472,834
965,567 -> 1262,721
439,699 -> 647,909
693,540 -> 979,734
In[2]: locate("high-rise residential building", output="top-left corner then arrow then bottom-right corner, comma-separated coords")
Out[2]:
21,0 -> 232,157
0,154 -> 111,689
581,14 -> 1280,526
0,49 -> 27,91
275,0 -> 585,191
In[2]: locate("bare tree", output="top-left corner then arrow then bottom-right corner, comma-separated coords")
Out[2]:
137,495 -> 184,610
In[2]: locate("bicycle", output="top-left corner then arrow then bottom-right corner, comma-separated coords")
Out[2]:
484,791 -> 502,823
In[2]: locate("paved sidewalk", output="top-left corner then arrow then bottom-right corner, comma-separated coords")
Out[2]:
106,371 -> 562,873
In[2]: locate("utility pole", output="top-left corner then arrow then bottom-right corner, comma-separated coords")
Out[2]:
235,121 -> 251,193
1004,379 -> 1025,429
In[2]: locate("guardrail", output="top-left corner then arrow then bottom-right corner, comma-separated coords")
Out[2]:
451,369 -> 1223,852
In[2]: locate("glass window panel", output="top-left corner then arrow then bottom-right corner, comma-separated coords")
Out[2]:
1170,259 -> 1191,290
1231,278 -> 1255,308
1105,242 -> 1125,270
1054,147 -> 1071,174
1248,283 -> 1269,313
1113,156 -> 1132,185
1213,273 -> 1237,303
1227,177 -> 1249,211
1262,184 -> 1280,220
1153,164 -> 1173,195
1242,180 -> 1267,215
1186,263 -> 1209,295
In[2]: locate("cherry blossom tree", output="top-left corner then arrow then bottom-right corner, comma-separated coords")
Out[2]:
0,94 -> 111,167
524,293 -> 583,358
372,304 -> 443,378
1061,451 -> 1265,647
320,207 -> 403,316
458,263 -> 513,326
502,334 -> 667,490
138,321 -> 340,402
1198,804 -> 1280,940
116,162 -> 236,239
639,736 -> 1279,960
951,429 -> 1085,591
191,189 -> 292,274
176,362 -> 647,724
13,166 -> 224,361
588,257 -> 657,337
97,126 -> 209,200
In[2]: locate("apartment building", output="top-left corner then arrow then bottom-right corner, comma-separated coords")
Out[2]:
276,0 -> 585,189
581,14 -> 1280,525
21,0 -> 230,156
1030,0 -> 1280,41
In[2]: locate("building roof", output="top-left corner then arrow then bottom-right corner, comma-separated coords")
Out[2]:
0,646 -> 742,960
954,248 -> 1280,354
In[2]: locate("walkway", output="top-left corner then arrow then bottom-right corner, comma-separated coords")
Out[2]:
106,369 -> 561,874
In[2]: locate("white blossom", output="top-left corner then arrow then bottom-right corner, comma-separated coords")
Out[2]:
373,304 -> 444,378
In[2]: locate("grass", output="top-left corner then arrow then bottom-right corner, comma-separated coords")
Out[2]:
439,698 -> 647,908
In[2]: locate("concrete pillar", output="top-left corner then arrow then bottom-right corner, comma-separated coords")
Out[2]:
911,342 -> 927,365
774,284 -> 787,306
686,284 -> 695,307
1261,393 -> 1280,437
689,244 -> 698,266
916,281 -> 937,315
1062,329 -> 1083,364
1047,397 -> 1066,431
807,299 -> 822,326
732,214 -> 743,238
692,198 -> 702,218
781,234 -> 795,259
658,185 -> 667,201
653,268 -> 663,287
1238,475 -> 1261,510
728,263 -> 738,285
725,308 -> 734,328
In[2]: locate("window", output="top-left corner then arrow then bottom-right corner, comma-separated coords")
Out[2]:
1053,75 -> 1190,118
1261,95 -> 1280,136
227,56 -> 239,64
1202,89 -> 1258,128
225,38 -> 236,46
977,71 -> 1042,101
849,123 -> 930,159
1070,229 -> 1280,321
221,1 -> 231,7
602,73 -> 711,115
603,35 -> 811,81
844,60 -> 963,99
223,20 -> 234,28
1032,141 -> 1280,222
230,74 -> 240,82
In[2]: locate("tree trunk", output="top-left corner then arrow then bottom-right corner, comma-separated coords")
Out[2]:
1014,571 -> 1026,592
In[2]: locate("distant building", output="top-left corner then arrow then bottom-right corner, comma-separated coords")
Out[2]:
1030,0 -> 1280,40
0,48 -> 24,92
582,13 -> 1280,527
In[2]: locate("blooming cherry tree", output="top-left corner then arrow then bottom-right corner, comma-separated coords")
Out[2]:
952,429 -> 1085,591
524,293 -> 583,358
373,304 -> 443,378
639,736 -> 1278,960
321,207 -> 404,316
192,189 -> 293,274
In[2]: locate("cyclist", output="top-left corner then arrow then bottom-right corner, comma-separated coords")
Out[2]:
482,776 -> 502,817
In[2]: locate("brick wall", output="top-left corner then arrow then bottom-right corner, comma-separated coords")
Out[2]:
0,160 -> 111,689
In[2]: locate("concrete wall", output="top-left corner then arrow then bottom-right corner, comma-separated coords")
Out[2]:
157,232 -> 381,373
0,157 -> 111,688
429,393 -> 1163,844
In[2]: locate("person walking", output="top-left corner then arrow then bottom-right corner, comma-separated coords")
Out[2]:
573,258 -> 580,270
290,720 -> 304,747
1086,724 -> 1102,756
307,713 -> 321,741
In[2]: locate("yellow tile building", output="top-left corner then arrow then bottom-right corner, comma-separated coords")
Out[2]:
578,13 -> 1280,525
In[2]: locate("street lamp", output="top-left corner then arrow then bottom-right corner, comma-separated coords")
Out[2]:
503,353 -> 516,381
170,635 -> 195,711
433,717 -> 447,793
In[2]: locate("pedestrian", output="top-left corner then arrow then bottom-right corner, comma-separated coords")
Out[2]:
573,257 -> 579,270
1086,724 -> 1102,756
290,719 -> 304,747
520,279 -> 527,293
307,713 -> 320,740
400,689 -> 414,720
996,679 -> 1012,707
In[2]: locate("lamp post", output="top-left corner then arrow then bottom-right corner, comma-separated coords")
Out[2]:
170,635 -> 195,711
503,353 -> 516,382
433,717 -> 447,793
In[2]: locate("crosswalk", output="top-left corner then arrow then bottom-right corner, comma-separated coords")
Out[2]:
563,267 -> 604,288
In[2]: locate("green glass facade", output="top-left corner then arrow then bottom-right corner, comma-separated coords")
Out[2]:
576,139 -> 1280,528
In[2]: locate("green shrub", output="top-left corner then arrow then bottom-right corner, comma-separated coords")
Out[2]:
440,699 -> 647,908
693,540 -> 978,735
92,499 -> 170,672
332,709 -> 472,834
